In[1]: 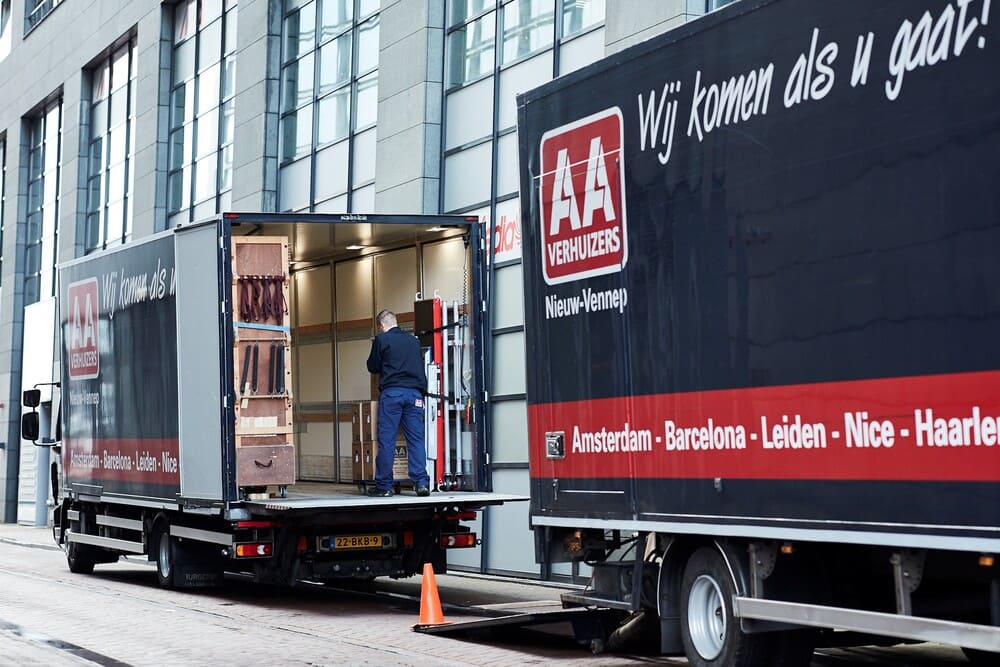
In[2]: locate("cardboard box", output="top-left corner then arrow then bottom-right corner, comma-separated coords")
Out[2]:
351,401 -> 378,443
392,442 -> 409,480
351,442 -> 376,481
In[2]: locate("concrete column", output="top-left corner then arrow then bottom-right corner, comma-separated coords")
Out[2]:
604,0 -> 704,54
231,0 -> 280,212
374,0 -> 445,214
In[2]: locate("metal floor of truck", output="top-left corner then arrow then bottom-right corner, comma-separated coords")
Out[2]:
245,481 -> 524,513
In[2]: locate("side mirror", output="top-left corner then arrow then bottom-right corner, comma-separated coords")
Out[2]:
21,412 -> 39,442
23,389 -> 41,408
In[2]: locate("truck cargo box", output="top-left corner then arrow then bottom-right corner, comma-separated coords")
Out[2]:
517,0 -> 1000,551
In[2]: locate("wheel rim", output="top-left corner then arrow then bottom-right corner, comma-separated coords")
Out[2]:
688,573 -> 726,660
158,535 -> 172,578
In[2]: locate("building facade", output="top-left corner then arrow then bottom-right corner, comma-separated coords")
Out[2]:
0,0 -> 733,580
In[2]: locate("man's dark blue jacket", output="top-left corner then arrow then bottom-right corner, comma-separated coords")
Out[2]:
367,326 -> 426,392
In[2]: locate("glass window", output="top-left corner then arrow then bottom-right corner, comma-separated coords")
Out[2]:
281,104 -> 313,161
284,1 -> 316,62
0,138 -> 5,281
282,53 -> 314,111
561,0 -> 603,38
318,32 -> 351,95
25,0 -> 63,32
86,38 -> 137,253
356,16 -> 378,74
0,0 -> 11,61
320,0 -> 351,41
448,0 -> 490,27
318,87 -> 350,145
24,100 -> 61,304
502,0 -> 553,64
169,1 -> 238,221
448,11 -> 495,85
279,0 -> 381,212
355,71 -> 377,130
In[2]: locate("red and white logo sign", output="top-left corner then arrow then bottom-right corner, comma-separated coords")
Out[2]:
67,278 -> 100,380
539,107 -> 627,286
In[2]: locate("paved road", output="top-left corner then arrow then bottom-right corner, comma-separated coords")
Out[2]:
0,524 -> 976,666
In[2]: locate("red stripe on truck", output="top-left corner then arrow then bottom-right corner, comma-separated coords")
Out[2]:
63,438 -> 180,485
528,370 -> 1000,482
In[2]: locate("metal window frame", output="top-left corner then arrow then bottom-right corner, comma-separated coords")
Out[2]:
23,98 -> 61,305
277,0 -> 380,213
167,0 -> 235,223
85,36 -> 138,254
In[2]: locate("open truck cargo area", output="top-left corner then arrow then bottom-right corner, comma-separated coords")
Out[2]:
516,0 -> 1000,664
36,212 -> 524,588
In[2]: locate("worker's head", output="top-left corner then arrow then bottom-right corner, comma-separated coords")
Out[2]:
375,309 -> 397,333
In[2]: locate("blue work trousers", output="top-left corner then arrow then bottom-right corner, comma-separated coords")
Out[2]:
375,387 -> 429,490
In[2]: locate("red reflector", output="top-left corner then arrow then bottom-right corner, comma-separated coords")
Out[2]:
236,521 -> 275,529
440,533 -> 476,548
444,512 -> 477,521
235,543 -> 272,557
297,536 -> 308,552
403,530 -> 414,548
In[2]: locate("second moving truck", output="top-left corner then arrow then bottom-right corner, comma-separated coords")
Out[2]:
517,0 -> 1000,665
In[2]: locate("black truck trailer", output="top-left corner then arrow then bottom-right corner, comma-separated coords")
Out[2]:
517,0 -> 1000,664
23,213 -> 521,588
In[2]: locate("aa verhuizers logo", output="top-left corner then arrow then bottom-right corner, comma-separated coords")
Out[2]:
539,107 -> 628,286
67,278 -> 100,380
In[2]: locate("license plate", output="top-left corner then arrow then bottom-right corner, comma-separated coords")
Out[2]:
333,534 -> 383,550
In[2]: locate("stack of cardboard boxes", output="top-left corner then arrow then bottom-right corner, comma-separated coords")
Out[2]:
351,401 -> 409,483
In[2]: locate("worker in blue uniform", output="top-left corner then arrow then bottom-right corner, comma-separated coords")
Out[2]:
366,309 -> 431,497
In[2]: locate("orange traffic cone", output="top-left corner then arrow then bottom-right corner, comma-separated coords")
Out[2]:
415,562 -> 452,627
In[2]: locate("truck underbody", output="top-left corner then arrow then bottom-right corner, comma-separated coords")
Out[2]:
54,481 -> 518,588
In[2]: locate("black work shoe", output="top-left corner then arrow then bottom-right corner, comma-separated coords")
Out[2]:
367,487 -> 393,497
415,485 -> 430,497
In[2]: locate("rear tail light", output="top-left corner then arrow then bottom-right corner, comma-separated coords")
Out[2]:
234,542 -> 273,558
440,533 -> 477,548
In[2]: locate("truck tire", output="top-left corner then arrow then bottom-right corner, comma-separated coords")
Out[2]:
66,541 -> 95,575
155,529 -> 177,588
680,547 -> 773,667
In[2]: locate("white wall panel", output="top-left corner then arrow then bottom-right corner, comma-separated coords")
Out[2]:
375,247 -> 417,314
485,469 -> 538,575
492,331 -> 525,395
314,141 -> 349,201
335,257 -> 373,321
497,52 -> 552,130
493,263 -> 524,329
279,158 -> 311,212
294,265 -> 332,327
297,343 -> 334,402
445,78 -> 494,149
444,141 -> 492,211
337,338 -> 373,400
490,400 -> 528,463
559,27 -> 605,75
298,421 -> 335,457
423,237 -> 469,304
496,132 -> 519,198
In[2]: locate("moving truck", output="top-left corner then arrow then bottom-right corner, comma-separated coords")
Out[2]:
516,0 -> 1000,664
23,213 -> 521,588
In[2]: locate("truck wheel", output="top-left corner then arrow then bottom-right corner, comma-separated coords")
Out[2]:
155,529 -> 177,588
66,541 -> 95,575
680,547 -> 772,667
